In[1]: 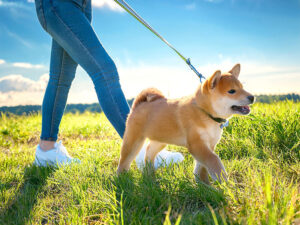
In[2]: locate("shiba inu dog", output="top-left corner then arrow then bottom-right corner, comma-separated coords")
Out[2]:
117,64 -> 254,184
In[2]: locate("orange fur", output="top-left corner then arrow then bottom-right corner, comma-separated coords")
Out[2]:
131,88 -> 165,110
117,64 -> 254,184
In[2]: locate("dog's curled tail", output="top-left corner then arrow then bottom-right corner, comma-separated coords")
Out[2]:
132,88 -> 165,110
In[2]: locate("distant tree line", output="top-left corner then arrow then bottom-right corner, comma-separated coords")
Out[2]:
0,94 -> 299,116
0,99 -> 134,116
255,93 -> 300,103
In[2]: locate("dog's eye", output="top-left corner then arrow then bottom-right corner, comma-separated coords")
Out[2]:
228,89 -> 236,94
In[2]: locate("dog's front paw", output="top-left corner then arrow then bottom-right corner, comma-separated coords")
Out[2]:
116,166 -> 127,175
194,174 -> 211,185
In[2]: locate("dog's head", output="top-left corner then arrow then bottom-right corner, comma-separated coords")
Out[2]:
200,64 -> 254,119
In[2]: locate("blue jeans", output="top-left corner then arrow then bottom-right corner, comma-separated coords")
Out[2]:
35,0 -> 130,140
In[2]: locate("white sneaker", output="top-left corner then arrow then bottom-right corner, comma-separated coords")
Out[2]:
135,142 -> 184,170
34,141 -> 80,167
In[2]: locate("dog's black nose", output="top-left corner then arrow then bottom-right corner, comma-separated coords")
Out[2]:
247,95 -> 255,103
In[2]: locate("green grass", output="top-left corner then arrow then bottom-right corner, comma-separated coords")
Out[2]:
0,101 -> 299,224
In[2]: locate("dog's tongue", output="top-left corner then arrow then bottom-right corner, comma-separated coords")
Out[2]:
241,105 -> 250,114
232,105 -> 251,114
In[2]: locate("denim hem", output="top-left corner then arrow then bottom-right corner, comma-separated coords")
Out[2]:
40,136 -> 57,141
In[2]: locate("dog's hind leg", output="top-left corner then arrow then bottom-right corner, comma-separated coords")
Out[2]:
145,141 -> 166,165
117,129 -> 146,174
194,161 -> 210,184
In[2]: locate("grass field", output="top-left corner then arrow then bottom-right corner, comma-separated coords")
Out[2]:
0,101 -> 299,224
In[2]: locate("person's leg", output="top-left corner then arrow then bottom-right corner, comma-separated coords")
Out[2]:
40,39 -> 78,150
42,0 -> 130,137
34,39 -> 80,166
34,0 -> 82,166
34,0 -> 182,167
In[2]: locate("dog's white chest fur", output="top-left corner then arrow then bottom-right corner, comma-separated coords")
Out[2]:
197,124 -> 223,149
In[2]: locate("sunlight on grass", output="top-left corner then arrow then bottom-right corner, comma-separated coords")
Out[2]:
0,101 -> 299,224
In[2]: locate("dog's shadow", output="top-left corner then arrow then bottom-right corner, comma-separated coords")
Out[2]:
111,165 -> 225,224
0,165 -> 55,225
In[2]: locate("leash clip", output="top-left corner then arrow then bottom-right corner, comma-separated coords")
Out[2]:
220,120 -> 229,129
186,58 -> 206,83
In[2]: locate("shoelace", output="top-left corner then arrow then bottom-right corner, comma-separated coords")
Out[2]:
55,141 -> 69,157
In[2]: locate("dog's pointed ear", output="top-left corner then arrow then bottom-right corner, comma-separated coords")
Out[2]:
208,70 -> 221,89
229,63 -> 240,78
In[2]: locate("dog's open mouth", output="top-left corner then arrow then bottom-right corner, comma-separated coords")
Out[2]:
231,105 -> 250,114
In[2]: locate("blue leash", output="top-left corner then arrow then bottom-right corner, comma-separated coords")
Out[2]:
113,0 -> 206,83
186,58 -> 206,83
113,0 -> 229,128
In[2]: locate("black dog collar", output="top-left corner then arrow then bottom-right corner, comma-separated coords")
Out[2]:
193,103 -> 228,128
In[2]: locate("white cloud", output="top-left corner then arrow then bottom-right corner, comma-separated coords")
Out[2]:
0,0 -> 29,8
0,91 -> 43,106
27,0 -> 34,3
0,59 -> 45,69
204,0 -> 223,3
13,62 -> 45,69
6,29 -> 33,48
0,59 -> 299,107
119,65 -> 198,99
0,73 -> 100,106
190,58 -> 300,95
0,74 -> 49,106
185,3 -> 196,10
0,74 -> 48,93
118,59 -> 300,99
92,0 -> 124,12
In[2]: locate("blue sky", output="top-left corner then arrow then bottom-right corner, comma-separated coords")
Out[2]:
0,0 -> 300,106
